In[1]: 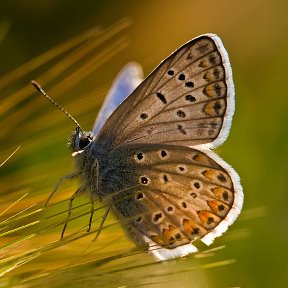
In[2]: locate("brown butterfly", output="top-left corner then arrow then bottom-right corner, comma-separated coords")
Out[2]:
33,34 -> 243,260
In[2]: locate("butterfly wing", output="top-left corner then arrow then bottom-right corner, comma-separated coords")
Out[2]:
100,144 -> 243,260
97,34 -> 234,149
91,62 -> 143,137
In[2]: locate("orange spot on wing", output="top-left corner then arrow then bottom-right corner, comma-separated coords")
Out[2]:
203,102 -> 215,115
197,211 -> 221,228
162,225 -> 178,240
208,200 -> 228,217
183,219 -> 202,237
198,60 -> 207,68
202,169 -> 217,180
151,235 -> 165,245
211,187 -> 234,205
211,187 -> 225,197
203,71 -> 213,82
203,85 -> 215,97
162,229 -> 172,241
161,225 -> 187,246
183,219 -> 195,234
193,153 -> 206,164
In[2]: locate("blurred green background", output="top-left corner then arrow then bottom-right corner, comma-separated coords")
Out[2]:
1,0 -> 287,287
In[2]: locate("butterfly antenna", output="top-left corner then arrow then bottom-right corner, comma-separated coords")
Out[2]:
31,80 -> 82,130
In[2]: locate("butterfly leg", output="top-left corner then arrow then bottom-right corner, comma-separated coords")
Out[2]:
92,205 -> 111,241
87,198 -> 94,232
45,172 -> 78,207
61,187 -> 82,239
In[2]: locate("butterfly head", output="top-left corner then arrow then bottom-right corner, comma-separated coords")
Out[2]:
69,126 -> 93,157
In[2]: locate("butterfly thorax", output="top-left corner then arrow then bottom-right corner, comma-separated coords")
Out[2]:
69,128 -> 104,199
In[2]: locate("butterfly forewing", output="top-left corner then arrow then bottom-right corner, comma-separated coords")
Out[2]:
97,34 -> 233,149
100,144 -> 237,252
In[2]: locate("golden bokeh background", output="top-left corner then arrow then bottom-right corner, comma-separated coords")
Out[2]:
1,0 -> 287,287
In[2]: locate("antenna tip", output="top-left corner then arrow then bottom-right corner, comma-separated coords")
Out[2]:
31,80 -> 42,92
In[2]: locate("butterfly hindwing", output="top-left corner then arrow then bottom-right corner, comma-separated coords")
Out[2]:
100,143 -> 242,258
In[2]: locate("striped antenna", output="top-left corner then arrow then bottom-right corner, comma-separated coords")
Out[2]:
31,80 -> 82,130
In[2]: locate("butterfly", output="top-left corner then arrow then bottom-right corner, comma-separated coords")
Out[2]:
33,33 -> 243,261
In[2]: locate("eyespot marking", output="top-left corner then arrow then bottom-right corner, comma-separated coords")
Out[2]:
168,69 -> 174,76
175,233 -> 182,240
137,152 -> 143,160
169,237 -> 175,244
160,150 -> 168,158
208,200 -> 228,216
183,219 -> 200,236
185,81 -> 194,88
207,217 -> 214,224
163,174 -> 169,183
156,92 -> 167,104
177,124 -> 187,135
178,73 -> 185,81
192,153 -> 206,163
194,182 -> 200,189
134,152 -> 144,162
190,192 -> 197,198
213,67 -> 220,79
213,101 -> 222,114
139,176 -> 149,185
140,113 -> 148,120
203,100 -> 224,116
153,212 -> 163,223
209,54 -> 217,65
213,83 -> 222,96
192,227 -> 200,235
177,164 -> 187,174
203,71 -> 213,82
211,187 -> 232,204
181,201 -> 187,208
223,191 -> 229,200
218,204 -> 225,211
197,211 -> 220,228
185,94 -> 196,102
217,173 -> 227,183
135,216 -> 143,223
135,192 -> 144,200
203,82 -> 225,97
176,110 -> 186,118
198,60 -> 206,68
167,206 -> 174,213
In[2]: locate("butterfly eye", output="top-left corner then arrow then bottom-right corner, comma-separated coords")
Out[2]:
78,136 -> 92,149
68,129 -> 92,152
